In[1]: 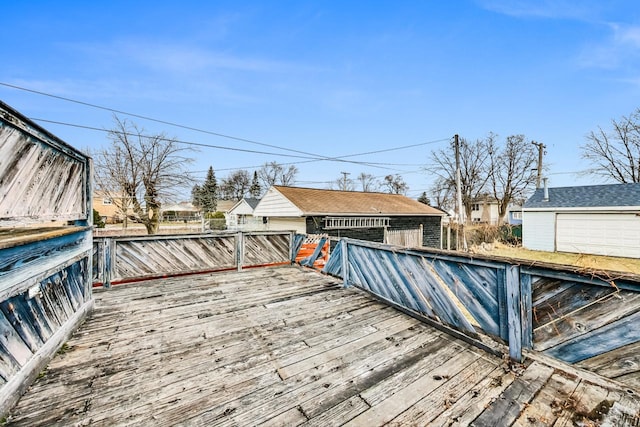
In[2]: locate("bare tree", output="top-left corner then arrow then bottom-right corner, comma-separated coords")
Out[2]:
382,174 -> 408,195
487,134 -> 537,224
220,170 -> 251,200
430,178 -> 455,211
94,116 -> 193,234
258,161 -> 299,188
333,172 -> 355,191
429,137 -> 490,222
582,108 -> 640,183
357,172 -> 378,192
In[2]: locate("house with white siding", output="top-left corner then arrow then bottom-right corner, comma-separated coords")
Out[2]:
252,186 -> 446,248
522,182 -> 640,258
226,198 -> 264,231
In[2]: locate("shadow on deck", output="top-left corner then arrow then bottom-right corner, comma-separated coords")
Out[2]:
7,266 -> 640,426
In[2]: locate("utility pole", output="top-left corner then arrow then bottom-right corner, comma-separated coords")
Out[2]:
454,134 -> 467,251
531,141 -> 546,188
340,171 -> 350,190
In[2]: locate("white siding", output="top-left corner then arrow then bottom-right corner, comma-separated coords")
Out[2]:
229,200 -> 254,216
523,211 -> 556,252
253,187 -> 303,217
265,217 -> 306,233
556,213 -> 640,258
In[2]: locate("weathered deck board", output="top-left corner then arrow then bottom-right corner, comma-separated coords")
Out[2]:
6,266 -> 640,426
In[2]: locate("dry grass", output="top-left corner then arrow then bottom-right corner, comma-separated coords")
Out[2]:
475,242 -> 640,276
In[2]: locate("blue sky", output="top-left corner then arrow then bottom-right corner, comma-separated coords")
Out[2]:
2,0 -> 640,199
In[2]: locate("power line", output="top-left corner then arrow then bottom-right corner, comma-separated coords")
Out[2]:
2,81 -> 452,180
31,116 -> 447,172
31,118 -> 316,160
1,81 -> 448,169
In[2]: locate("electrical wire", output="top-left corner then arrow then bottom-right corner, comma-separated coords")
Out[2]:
2,81 -> 451,186
1,81 -> 448,169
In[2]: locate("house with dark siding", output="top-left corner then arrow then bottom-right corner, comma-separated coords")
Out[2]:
252,186 -> 445,248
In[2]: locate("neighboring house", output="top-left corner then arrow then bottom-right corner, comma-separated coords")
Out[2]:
508,206 -> 523,225
226,198 -> 265,231
469,197 -> 500,224
216,200 -> 237,215
252,186 -> 446,248
92,191 -> 132,224
161,202 -> 200,222
522,182 -> 640,258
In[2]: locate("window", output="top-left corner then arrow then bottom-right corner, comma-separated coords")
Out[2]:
102,198 -> 113,205
324,217 -> 390,229
512,211 -> 522,220
471,203 -> 480,211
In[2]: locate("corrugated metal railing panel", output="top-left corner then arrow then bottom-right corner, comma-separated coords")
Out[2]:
0,106 -> 90,226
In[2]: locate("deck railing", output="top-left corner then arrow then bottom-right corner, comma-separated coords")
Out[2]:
0,101 -> 93,416
322,237 -> 640,390
93,231 -> 295,286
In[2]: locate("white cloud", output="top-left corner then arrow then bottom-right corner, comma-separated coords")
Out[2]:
476,0 -> 599,20
63,38 -> 309,76
578,23 -> 640,69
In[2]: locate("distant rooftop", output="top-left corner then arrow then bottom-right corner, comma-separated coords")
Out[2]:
524,182 -> 640,209
244,197 -> 261,210
272,185 -> 444,216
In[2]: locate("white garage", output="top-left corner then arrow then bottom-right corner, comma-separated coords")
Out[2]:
523,183 -> 640,259
556,212 -> 640,258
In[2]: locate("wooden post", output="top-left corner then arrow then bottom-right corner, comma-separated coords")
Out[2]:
520,272 -> 533,350
505,264 -> 522,361
454,134 -> 467,251
289,231 -> 295,265
103,238 -> 113,289
341,239 -> 350,288
532,141 -> 546,189
236,232 -> 244,272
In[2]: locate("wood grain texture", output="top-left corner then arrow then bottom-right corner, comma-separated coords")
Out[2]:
7,266 -> 640,426
0,118 -> 89,226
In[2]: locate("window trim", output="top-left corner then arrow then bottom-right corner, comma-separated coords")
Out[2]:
324,216 -> 390,230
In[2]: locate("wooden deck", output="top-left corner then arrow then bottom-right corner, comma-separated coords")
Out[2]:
7,266 -> 640,426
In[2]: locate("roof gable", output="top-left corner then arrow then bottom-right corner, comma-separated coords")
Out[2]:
262,186 -> 444,216
253,187 -> 304,217
524,183 -> 640,209
229,198 -> 261,215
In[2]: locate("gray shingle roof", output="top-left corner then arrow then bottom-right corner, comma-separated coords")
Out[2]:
244,198 -> 261,209
524,183 -> 640,209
